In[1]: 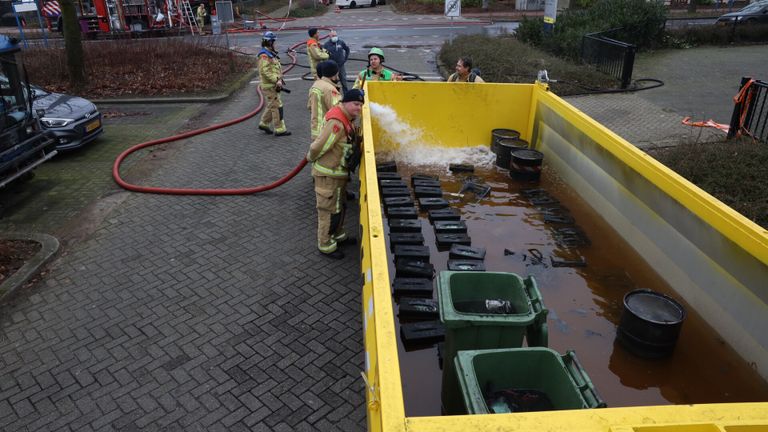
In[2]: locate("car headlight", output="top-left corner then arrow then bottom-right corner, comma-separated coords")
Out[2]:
40,117 -> 74,128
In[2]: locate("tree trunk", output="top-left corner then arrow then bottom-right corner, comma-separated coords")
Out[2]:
687,0 -> 697,13
60,0 -> 86,90
482,0 -> 489,9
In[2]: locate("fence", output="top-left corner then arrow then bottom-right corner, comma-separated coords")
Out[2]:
580,29 -> 636,89
728,77 -> 768,143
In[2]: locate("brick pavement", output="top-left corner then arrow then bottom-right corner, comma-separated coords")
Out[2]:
0,77 -> 367,431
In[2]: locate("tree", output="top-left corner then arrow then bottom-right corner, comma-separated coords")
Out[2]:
60,0 -> 86,89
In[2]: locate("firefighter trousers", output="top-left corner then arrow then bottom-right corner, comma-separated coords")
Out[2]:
314,175 -> 348,253
259,87 -> 286,133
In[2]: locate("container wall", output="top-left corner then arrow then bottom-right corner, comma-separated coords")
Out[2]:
364,82 -> 535,151
531,88 -> 768,380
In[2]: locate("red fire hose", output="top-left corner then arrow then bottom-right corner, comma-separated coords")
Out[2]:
112,39 -> 308,195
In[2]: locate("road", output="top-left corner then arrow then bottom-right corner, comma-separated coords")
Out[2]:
224,5 -> 518,79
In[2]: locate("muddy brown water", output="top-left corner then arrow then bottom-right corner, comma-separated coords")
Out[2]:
382,164 -> 768,417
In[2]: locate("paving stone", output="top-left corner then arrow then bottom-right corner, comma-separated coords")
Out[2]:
0,69 -> 366,431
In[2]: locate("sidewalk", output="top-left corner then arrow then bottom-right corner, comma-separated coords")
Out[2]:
0,78 -> 367,431
564,44 -> 766,148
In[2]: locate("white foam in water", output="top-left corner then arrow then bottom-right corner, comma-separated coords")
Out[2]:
369,102 -> 496,170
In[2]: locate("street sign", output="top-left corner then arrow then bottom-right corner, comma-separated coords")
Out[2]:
444,0 -> 460,17
13,1 -> 38,12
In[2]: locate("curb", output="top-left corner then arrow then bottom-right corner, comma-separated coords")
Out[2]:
92,67 -> 259,105
0,233 -> 59,302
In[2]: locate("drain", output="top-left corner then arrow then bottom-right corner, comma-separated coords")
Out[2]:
413,179 -> 442,188
396,259 -> 435,278
383,196 -> 415,208
381,187 -> 411,198
428,208 -> 461,223
434,220 -> 468,234
394,245 -> 430,263
436,233 -> 471,248
398,297 -> 439,319
377,172 -> 401,180
387,207 -> 418,219
414,186 -> 443,198
447,260 -> 486,271
389,219 -> 422,233
393,278 -> 433,297
449,244 -> 486,260
418,198 -> 450,210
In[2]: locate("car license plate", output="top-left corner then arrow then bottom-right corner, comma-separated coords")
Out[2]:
85,119 -> 100,132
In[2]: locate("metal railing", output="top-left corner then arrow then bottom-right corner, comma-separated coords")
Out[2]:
580,29 -> 636,89
728,77 -> 768,143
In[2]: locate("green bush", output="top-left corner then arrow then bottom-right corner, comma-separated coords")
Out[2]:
517,0 -> 666,59
439,34 -> 619,94
661,23 -> 768,47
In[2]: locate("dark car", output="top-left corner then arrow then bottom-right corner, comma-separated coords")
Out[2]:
33,86 -> 103,151
716,0 -> 768,25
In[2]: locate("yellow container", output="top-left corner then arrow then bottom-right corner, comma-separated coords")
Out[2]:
357,81 -> 768,432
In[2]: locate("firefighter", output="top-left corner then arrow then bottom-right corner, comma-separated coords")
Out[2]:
447,56 -> 485,83
353,47 -> 401,90
307,89 -> 364,259
257,31 -> 291,136
308,60 -> 342,141
306,28 -> 329,80
196,3 -> 207,34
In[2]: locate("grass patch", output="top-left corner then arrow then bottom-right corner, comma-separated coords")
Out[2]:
236,0 -> 291,16
23,39 -> 253,98
649,138 -> 768,228
290,0 -> 328,17
439,34 -> 619,95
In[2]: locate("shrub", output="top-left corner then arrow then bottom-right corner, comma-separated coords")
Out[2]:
660,23 -> 768,47
439,34 -> 619,94
517,0 -> 666,59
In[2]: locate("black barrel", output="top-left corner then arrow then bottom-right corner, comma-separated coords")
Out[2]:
495,138 -> 529,169
490,129 -> 520,154
617,289 -> 686,359
509,148 -> 543,181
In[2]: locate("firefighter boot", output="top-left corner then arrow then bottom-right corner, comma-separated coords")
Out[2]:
258,123 -> 273,134
318,240 -> 344,259
274,120 -> 292,137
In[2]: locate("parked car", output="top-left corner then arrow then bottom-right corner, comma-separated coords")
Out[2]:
334,0 -> 381,8
32,85 -> 103,151
716,0 -> 768,25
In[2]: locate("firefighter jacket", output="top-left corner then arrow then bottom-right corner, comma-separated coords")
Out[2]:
307,38 -> 329,78
447,72 -> 485,83
257,48 -> 282,89
307,105 -> 354,178
308,77 -> 342,139
353,67 -> 394,89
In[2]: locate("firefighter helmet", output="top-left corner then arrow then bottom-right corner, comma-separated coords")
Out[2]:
368,47 -> 385,62
263,31 -> 277,42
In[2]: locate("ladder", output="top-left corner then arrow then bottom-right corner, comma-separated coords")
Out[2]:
180,0 -> 201,35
